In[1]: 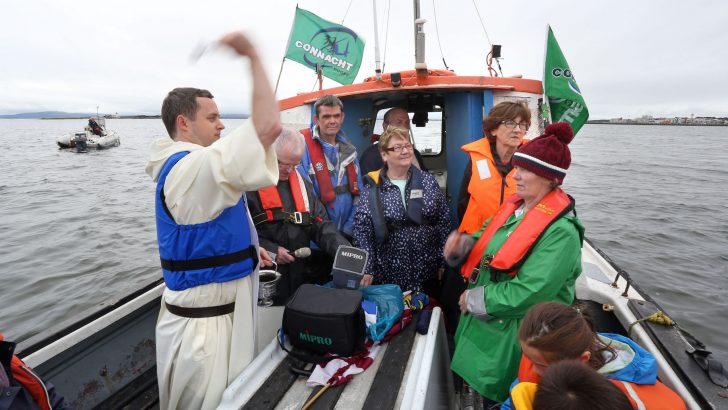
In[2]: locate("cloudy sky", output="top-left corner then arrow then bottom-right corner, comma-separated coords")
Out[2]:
2,0 -> 726,119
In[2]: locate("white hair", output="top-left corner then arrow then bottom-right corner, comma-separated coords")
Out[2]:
274,127 -> 305,157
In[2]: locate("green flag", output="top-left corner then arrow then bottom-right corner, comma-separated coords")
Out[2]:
285,7 -> 365,85
544,26 -> 589,134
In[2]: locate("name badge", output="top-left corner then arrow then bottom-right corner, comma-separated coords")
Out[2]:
476,159 -> 491,180
410,189 -> 423,199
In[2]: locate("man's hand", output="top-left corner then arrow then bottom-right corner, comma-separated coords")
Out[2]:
259,247 -> 274,268
443,230 -> 475,267
276,246 -> 295,264
216,31 -> 280,149
218,32 -> 257,58
360,274 -> 373,288
458,290 -> 470,314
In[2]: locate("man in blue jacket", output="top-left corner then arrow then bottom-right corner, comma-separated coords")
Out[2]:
297,95 -> 363,240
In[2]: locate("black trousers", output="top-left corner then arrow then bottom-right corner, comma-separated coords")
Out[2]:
440,266 -> 468,333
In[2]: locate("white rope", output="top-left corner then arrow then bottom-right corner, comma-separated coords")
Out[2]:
432,0 -> 450,70
471,0 -> 493,47
340,0 -> 354,24
382,0 -> 392,72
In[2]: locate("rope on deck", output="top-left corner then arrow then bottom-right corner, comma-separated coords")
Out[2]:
627,310 -> 675,334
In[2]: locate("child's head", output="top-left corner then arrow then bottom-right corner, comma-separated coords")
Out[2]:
533,360 -> 633,410
518,302 -> 611,375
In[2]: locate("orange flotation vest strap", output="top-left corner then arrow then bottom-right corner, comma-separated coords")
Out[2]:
460,188 -> 574,280
300,128 -> 360,207
517,354 -> 686,410
253,169 -> 320,226
0,333 -> 52,410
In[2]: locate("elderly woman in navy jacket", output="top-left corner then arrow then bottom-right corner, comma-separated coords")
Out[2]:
353,126 -> 451,292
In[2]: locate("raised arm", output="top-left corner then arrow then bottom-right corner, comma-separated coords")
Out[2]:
219,32 -> 281,149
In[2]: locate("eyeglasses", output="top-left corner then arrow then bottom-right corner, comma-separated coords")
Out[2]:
277,160 -> 299,169
501,120 -> 530,131
383,143 -> 413,153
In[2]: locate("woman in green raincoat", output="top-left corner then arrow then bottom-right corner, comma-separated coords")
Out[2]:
444,122 -> 584,403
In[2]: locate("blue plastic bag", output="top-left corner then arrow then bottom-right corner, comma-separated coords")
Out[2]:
359,284 -> 403,341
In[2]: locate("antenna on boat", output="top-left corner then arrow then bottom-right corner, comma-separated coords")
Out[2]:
372,0 -> 382,81
316,63 -> 323,90
413,0 -> 427,74
96,105 -> 99,120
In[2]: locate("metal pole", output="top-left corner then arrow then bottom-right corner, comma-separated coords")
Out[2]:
372,0 -> 382,80
316,64 -> 323,91
413,0 -> 420,46
274,58 -> 286,95
413,0 -> 427,72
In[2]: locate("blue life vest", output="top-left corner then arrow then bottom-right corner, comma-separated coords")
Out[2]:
364,166 -> 427,245
155,151 -> 258,291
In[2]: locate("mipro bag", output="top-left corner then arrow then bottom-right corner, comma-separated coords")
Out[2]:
282,284 -> 365,357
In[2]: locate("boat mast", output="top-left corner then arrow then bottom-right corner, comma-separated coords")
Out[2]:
413,0 -> 427,73
372,0 -> 382,81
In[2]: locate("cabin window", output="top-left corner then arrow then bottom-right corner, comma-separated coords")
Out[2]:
374,111 -> 443,156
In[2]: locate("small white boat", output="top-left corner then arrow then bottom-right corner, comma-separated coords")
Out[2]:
57,118 -> 120,151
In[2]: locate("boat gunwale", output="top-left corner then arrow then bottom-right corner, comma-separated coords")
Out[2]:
16,279 -> 164,362
579,241 -> 705,410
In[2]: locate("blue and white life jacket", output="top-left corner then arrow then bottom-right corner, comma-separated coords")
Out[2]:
364,166 -> 427,245
155,151 -> 258,291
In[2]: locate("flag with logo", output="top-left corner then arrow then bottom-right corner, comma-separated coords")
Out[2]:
285,7 -> 365,85
543,26 -> 589,134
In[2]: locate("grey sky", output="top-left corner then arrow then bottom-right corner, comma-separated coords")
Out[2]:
2,0 -> 726,119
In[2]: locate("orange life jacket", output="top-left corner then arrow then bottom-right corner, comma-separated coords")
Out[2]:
300,128 -> 360,207
611,378 -> 686,410
460,188 -> 574,280
517,355 -> 686,410
0,333 -> 52,410
458,138 -> 519,234
253,169 -> 320,226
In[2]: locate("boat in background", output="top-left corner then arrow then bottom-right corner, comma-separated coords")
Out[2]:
57,117 -> 120,151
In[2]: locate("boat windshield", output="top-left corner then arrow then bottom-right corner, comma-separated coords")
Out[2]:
374,110 -> 443,156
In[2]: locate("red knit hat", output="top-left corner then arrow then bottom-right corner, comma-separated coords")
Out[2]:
512,122 -> 574,184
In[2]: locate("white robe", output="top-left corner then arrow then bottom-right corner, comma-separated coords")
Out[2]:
146,120 -> 278,410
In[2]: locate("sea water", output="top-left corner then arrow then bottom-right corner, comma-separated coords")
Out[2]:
0,119 -> 726,361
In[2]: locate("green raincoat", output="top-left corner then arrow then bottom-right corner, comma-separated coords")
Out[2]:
451,209 -> 584,402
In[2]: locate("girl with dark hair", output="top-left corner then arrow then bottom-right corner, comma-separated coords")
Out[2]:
501,302 -> 686,410
510,360 -> 634,410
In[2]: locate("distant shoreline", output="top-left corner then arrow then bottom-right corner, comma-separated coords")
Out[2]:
0,114 -> 248,120
38,115 -> 249,120
3,116 -> 723,126
41,115 -> 162,120
587,121 -> 727,126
